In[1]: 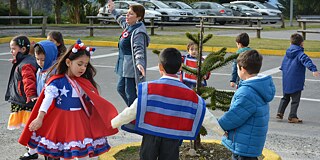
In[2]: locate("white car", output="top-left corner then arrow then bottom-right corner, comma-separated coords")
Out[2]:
97,1 -> 162,23
230,1 -> 281,16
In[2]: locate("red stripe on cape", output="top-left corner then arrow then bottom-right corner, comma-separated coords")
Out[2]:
18,74 -> 118,146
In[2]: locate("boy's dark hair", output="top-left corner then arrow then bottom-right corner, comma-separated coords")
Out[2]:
130,5 -> 145,21
48,44 -> 97,88
11,35 -> 31,55
159,48 -> 182,74
48,31 -> 67,57
237,50 -> 263,75
187,41 -> 198,51
290,33 -> 304,46
34,44 -> 45,55
236,33 -> 250,47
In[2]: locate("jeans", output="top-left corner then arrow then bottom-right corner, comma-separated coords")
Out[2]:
117,76 -> 137,107
277,91 -> 302,118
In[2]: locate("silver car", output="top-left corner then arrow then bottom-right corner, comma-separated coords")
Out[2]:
136,0 -> 191,22
163,1 -> 206,21
97,1 -> 162,23
190,2 -> 234,25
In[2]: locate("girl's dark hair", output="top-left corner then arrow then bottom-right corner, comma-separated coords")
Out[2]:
130,5 -> 145,21
48,31 -> 67,57
48,44 -> 97,88
11,35 -> 31,55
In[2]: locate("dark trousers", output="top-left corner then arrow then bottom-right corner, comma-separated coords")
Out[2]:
117,76 -> 137,107
232,154 -> 258,160
277,91 -> 302,118
140,134 -> 180,160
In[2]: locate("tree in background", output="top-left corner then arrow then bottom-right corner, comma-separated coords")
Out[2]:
9,0 -> 18,24
54,0 -> 63,24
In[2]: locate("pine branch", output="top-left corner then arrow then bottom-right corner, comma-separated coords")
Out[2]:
152,49 -> 160,55
203,34 -> 213,44
206,53 -> 238,72
185,32 -> 199,44
182,64 -> 197,75
198,86 -> 216,100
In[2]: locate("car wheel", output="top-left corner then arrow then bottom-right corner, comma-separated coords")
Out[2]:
270,21 -> 277,24
218,21 -> 226,25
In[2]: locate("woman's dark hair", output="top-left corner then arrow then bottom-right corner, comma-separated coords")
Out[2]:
130,5 -> 145,21
48,31 -> 67,57
48,44 -> 97,88
11,35 -> 31,55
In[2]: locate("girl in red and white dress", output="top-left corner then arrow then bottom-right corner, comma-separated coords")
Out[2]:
19,39 -> 118,159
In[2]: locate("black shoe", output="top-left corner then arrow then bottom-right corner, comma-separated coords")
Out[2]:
45,156 -> 59,160
19,153 -> 38,160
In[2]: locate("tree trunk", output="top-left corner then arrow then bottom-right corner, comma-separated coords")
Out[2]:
9,0 -> 19,25
54,0 -> 63,24
74,2 -> 80,24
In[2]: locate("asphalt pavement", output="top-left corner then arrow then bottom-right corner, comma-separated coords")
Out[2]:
0,24 -> 319,160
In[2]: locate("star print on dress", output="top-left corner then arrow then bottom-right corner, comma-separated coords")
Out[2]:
59,86 -> 70,97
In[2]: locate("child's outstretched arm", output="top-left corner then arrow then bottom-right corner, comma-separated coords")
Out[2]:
111,99 -> 138,129
21,64 -> 37,103
202,109 -> 225,136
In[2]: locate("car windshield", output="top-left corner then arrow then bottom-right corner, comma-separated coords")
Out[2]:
255,2 -> 268,9
127,2 -> 140,5
237,5 -> 252,11
153,1 -> 171,8
177,2 -> 192,9
213,3 -> 225,8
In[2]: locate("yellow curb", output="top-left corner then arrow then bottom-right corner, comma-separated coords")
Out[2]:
99,139 -> 281,160
0,37 -> 318,58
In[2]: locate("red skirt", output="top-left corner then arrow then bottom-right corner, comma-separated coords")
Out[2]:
28,107 -> 111,159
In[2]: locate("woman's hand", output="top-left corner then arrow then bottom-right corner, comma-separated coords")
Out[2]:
137,64 -> 145,77
108,0 -> 115,12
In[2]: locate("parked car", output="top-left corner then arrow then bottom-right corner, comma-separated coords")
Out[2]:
163,1 -> 207,21
230,1 -> 281,17
189,2 -> 234,25
136,0 -> 192,22
97,1 -> 162,23
222,3 -> 262,24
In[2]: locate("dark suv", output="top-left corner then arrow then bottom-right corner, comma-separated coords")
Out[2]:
189,2 -> 233,25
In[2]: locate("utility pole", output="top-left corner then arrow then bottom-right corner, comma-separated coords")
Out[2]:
289,0 -> 293,26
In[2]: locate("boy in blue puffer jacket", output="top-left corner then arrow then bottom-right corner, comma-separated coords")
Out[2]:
276,33 -> 319,123
219,50 -> 276,159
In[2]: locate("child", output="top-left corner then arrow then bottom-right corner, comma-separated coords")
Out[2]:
5,35 -> 38,159
230,32 -> 251,88
180,42 -> 210,89
47,31 -> 67,58
276,33 -> 319,123
18,39 -> 119,159
34,40 -> 58,95
111,48 -> 224,160
218,50 -> 275,159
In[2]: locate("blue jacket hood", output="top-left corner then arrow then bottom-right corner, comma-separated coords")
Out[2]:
35,40 -> 58,71
239,75 -> 275,102
285,44 -> 304,59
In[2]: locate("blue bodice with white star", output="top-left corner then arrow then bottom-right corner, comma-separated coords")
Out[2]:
47,76 -> 84,111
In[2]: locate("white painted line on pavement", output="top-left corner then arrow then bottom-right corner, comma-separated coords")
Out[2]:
91,52 -> 118,59
0,52 -> 10,56
259,66 -> 281,75
147,66 -> 159,71
0,59 -> 10,61
272,76 -> 320,82
93,65 -> 115,68
274,95 -> 320,102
